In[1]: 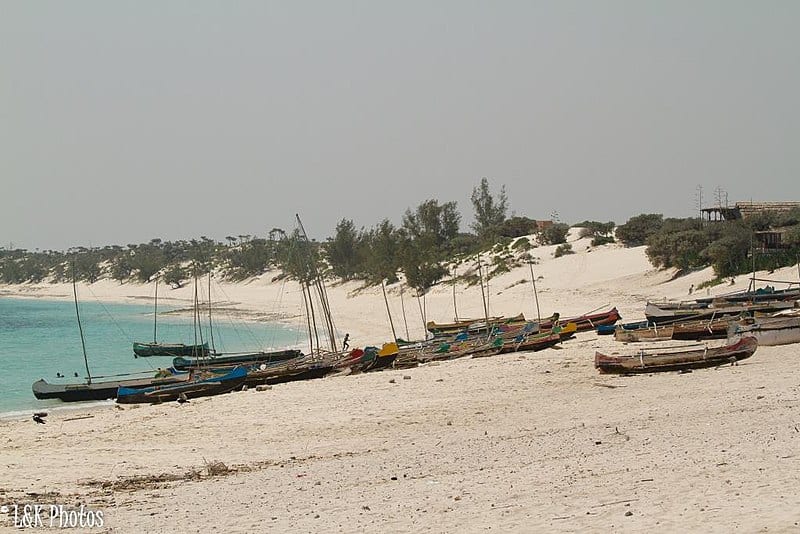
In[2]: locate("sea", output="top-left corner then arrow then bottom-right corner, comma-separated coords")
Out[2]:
0,296 -> 305,416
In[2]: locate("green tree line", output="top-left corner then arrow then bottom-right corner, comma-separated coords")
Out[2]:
6,179 -> 795,291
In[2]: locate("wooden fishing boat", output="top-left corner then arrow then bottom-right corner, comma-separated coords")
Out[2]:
500,332 -> 560,354
242,353 -> 335,386
33,371 -> 190,402
363,342 -> 399,371
645,300 -> 797,324
116,366 -> 248,404
133,277 -> 214,358
727,315 -> 800,346
594,337 -> 758,374
670,317 -> 732,340
417,338 -> 504,363
335,344 -> 399,373
172,348 -> 302,370
600,320 -> 649,336
556,322 -> 578,341
426,313 -> 526,338
133,341 -> 211,358
614,325 -> 673,343
694,286 -> 800,305
540,307 -> 621,332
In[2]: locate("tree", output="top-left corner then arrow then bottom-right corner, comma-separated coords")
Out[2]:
110,254 -> 133,281
275,229 -> 318,283
163,264 -> 187,288
224,238 -> 273,280
326,218 -> 361,280
362,219 -> 401,284
470,177 -> 507,240
704,223 -> 751,277
129,243 -> 164,282
402,199 -> 461,252
645,227 -> 709,271
616,214 -> 664,247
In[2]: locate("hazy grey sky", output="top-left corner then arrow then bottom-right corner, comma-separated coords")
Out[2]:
2,1 -> 798,250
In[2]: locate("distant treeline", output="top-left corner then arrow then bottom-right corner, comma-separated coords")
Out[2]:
3,181 -> 799,290
1,178 -> 572,293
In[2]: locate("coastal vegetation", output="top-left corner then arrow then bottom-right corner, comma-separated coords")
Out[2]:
2,182 -> 800,288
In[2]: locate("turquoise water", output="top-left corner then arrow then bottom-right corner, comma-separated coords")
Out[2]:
0,297 -> 305,414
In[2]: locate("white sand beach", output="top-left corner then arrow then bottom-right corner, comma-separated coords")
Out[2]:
2,236 -> 800,533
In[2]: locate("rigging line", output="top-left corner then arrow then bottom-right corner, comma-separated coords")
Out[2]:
215,276 -> 274,350
79,281 -> 160,373
269,277 -> 289,348
83,284 -> 134,342
201,275 -> 258,355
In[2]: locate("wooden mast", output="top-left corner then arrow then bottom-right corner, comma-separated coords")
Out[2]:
528,261 -> 542,324
477,254 -> 490,337
296,214 -> 337,353
400,284 -> 410,341
192,268 -> 206,359
452,266 -> 459,322
207,272 -> 216,354
72,263 -> 91,384
153,277 -> 158,343
381,279 -> 398,344
301,283 -> 315,354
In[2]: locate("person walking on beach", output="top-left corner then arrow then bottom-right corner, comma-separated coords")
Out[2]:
342,333 -> 350,351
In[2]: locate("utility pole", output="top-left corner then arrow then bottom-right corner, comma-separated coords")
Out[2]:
695,185 -> 703,226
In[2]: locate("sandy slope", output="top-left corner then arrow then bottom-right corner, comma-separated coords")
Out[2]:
1,237 -> 800,533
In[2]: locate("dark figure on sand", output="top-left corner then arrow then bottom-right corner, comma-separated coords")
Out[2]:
342,333 -> 350,351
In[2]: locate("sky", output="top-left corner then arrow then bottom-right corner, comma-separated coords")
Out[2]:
2,1 -> 799,251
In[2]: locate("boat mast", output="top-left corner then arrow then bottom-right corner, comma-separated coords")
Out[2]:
381,279 -> 398,344
207,272 -> 216,354
477,254 -> 490,336
750,234 -> 756,292
399,285 -> 410,341
153,277 -> 158,343
193,269 -> 206,358
72,264 -> 91,384
528,260 -> 542,324
296,214 -> 337,352
416,290 -> 426,337
301,282 -> 315,354
452,265 -> 459,322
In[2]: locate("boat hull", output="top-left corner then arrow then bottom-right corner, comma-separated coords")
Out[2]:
116,367 -> 247,404
133,342 -> 211,358
595,337 -> 758,374
172,349 -> 303,370
728,317 -> 800,346
32,373 -> 189,402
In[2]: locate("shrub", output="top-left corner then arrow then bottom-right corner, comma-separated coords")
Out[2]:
591,235 -> 615,247
554,243 -> 574,258
540,223 -> 570,245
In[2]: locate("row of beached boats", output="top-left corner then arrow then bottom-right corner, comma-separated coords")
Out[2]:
32,274 -> 800,405
35,306 -> 607,404
593,284 -> 800,374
